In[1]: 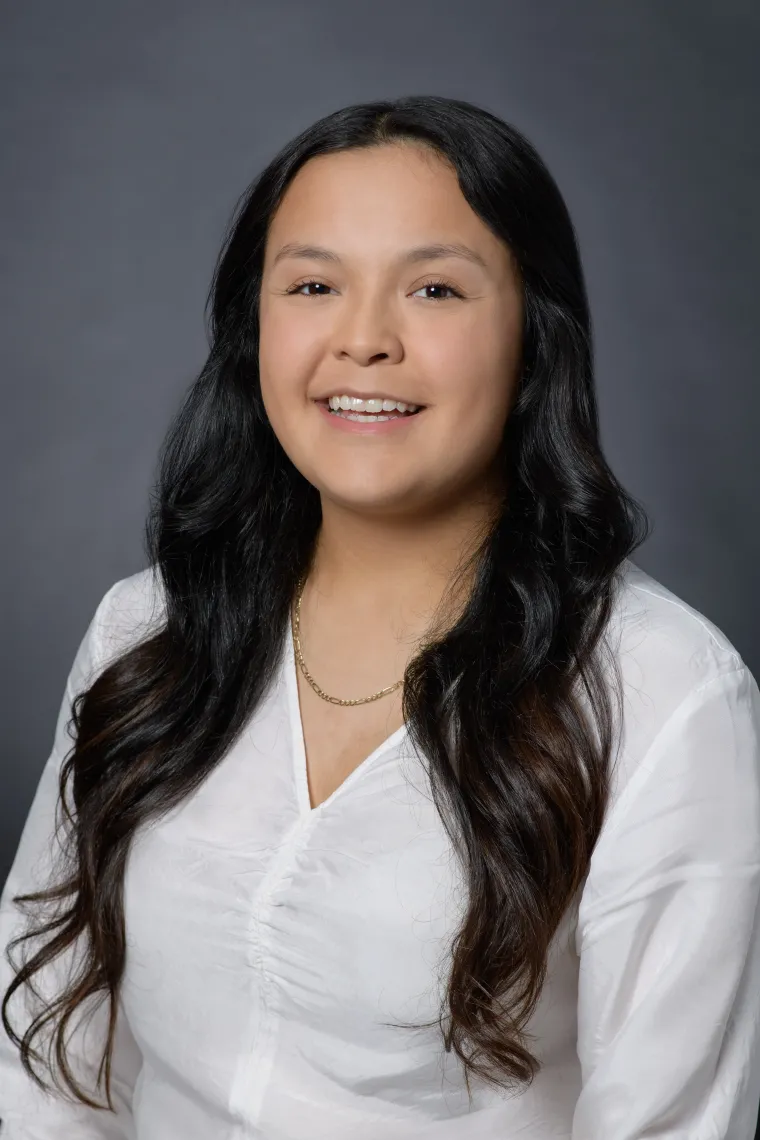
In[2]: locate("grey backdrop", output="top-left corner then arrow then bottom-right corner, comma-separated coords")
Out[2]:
1,0 -> 759,1128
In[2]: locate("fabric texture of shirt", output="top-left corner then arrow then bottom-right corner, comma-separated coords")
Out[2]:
2,558 -> 760,1139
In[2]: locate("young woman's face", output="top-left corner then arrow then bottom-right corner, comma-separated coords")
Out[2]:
258,143 -> 523,516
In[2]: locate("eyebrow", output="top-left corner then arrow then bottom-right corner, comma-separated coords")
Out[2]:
271,241 -> 489,271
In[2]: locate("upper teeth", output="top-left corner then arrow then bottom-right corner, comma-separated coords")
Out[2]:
327,395 -> 419,414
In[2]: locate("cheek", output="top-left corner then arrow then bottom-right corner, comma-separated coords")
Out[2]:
425,317 -> 519,436
258,306 -> 320,401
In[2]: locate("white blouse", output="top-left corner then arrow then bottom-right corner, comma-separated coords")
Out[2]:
2,559 -> 760,1139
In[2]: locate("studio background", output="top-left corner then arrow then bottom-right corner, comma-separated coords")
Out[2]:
1,0 -> 759,1129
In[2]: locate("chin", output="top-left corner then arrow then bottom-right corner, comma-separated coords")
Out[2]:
318,481 -> 423,515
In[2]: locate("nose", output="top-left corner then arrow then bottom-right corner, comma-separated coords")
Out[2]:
330,291 -> 404,367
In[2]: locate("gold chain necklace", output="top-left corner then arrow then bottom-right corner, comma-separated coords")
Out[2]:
291,576 -> 404,706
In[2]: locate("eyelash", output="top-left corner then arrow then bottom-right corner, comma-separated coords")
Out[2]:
284,276 -> 465,301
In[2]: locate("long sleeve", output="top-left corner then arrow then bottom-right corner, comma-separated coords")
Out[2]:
0,583 -> 143,1139
573,663 -> 760,1139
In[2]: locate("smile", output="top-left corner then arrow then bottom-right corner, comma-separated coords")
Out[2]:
325,394 -> 422,422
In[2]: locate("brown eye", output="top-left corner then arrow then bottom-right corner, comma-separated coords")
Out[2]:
286,280 -> 334,296
412,279 -> 464,301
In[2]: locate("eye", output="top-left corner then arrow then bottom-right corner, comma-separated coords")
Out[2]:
285,279 -> 335,297
283,277 -> 465,300
411,278 -> 465,301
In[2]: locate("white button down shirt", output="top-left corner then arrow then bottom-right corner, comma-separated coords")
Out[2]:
2,558 -> 760,1138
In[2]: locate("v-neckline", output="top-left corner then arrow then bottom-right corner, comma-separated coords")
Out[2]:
284,612 -> 409,817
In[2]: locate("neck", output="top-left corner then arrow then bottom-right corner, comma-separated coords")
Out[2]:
308,484 -> 502,643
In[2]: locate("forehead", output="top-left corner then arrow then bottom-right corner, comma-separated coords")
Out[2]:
265,143 -> 510,269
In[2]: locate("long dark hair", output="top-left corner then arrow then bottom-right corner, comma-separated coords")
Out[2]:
3,94 -> 650,1109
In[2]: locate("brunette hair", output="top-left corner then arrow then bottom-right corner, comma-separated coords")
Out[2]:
2,94 -> 650,1108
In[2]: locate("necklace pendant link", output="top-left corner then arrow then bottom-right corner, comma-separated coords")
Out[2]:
292,575 -> 404,706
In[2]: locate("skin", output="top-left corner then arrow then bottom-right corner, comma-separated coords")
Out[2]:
258,142 -> 523,809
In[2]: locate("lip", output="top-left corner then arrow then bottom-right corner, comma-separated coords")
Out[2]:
315,400 -> 423,435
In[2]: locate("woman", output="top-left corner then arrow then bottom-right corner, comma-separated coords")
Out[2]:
1,95 -> 759,1139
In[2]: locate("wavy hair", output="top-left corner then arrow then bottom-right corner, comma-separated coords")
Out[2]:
2,94 -> 650,1109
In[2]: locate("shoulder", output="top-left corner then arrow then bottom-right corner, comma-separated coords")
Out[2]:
611,556 -> 745,700
90,565 -> 167,671
573,563 -> 760,944
604,558 -> 753,803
